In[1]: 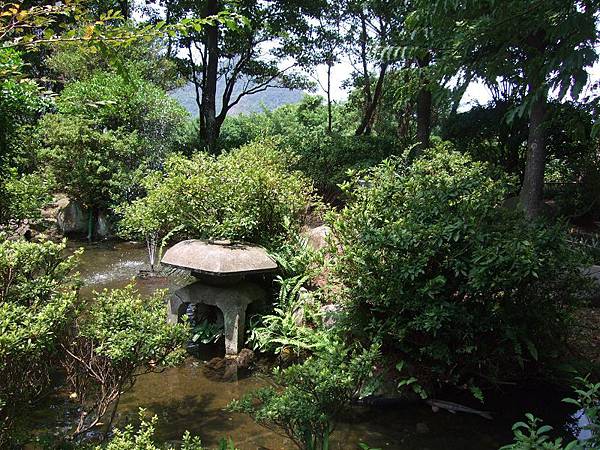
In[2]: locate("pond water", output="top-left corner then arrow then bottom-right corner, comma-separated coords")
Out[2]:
34,241 -> 586,449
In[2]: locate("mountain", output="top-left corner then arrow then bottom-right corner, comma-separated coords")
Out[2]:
169,80 -> 305,117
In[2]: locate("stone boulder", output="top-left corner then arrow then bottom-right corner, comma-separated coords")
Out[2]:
582,265 -> 600,305
55,197 -> 87,235
303,225 -> 330,251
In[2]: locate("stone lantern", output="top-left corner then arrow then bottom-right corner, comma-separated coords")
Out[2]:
161,239 -> 277,355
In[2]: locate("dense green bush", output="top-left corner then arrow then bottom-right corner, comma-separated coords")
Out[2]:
40,114 -> 145,212
54,71 -> 189,159
0,49 -> 51,223
329,143 -> 588,392
0,238 -> 80,446
119,140 -> 314,246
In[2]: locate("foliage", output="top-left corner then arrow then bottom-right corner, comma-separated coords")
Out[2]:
118,139 -> 314,246
191,319 -> 223,345
2,169 -> 52,223
329,143 -> 589,392
0,237 -> 80,447
99,409 -> 237,450
40,114 -> 146,211
249,275 -> 327,358
501,376 -> 599,450
63,284 -> 189,436
47,33 -> 184,90
0,48 -> 50,223
55,71 -> 189,159
230,342 -> 380,450
219,96 -> 398,195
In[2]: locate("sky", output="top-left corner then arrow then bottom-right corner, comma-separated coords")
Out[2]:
312,55 -> 600,109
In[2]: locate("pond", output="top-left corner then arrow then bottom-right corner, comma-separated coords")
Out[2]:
33,241 -> 587,449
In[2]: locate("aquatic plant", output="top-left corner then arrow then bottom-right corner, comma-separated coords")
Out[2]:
501,376 -> 599,450
99,409 -> 237,450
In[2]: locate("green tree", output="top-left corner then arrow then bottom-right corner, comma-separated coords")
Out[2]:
40,114 -> 146,239
152,0 -> 309,151
0,48 -> 50,224
407,0 -> 600,218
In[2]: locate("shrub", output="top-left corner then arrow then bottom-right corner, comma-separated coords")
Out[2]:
98,410 -> 237,450
3,169 -> 52,222
118,140 -> 314,248
0,238 -> 80,446
501,376 -> 599,450
230,342 -> 379,450
329,143 -> 589,392
55,71 -> 189,159
63,284 -> 189,437
40,115 -> 146,212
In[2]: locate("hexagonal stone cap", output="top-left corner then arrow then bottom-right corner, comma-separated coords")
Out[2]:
161,239 -> 277,277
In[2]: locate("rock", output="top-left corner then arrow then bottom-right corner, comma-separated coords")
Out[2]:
55,197 -> 87,235
203,349 -> 254,382
320,303 -> 342,329
235,348 -> 255,369
303,225 -> 330,251
582,265 -> 600,305
95,211 -> 111,238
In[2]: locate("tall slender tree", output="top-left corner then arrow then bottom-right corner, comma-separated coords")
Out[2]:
409,0 -> 599,218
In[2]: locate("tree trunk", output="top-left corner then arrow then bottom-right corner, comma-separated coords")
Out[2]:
327,62 -> 332,133
519,89 -> 547,219
202,0 -> 219,152
119,0 -> 129,19
187,43 -> 204,143
415,55 -> 432,155
355,63 -> 387,136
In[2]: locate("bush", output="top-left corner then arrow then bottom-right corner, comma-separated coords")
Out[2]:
40,114 -> 145,213
230,342 -> 379,450
0,238 -> 80,446
55,71 -> 189,159
3,169 -> 52,222
501,376 -> 599,450
63,284 -> 189,437
329,143 -> 589,392
98,410 -> 237,450
118,140 -> 314,247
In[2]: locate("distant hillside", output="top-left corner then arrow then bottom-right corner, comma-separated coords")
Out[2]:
170,80 -> 305,117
